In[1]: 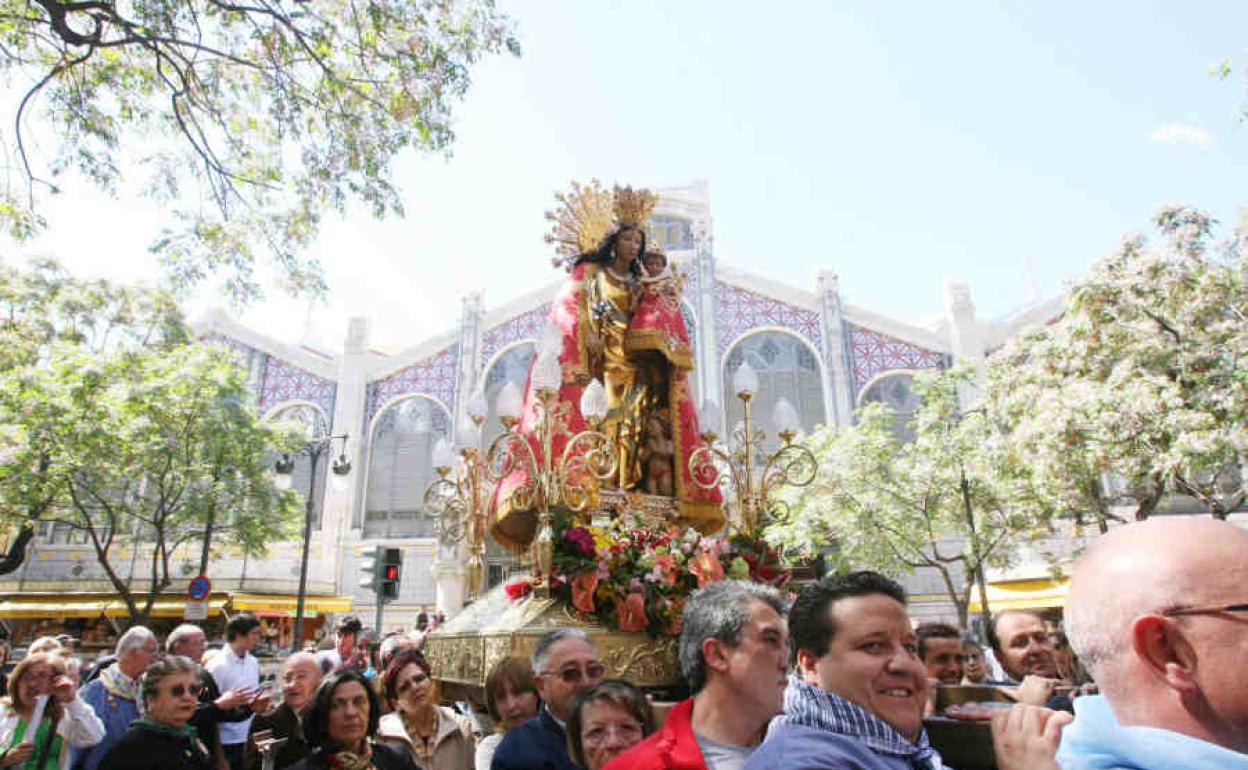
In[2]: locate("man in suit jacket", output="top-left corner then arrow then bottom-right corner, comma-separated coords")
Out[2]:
492,629 -> 604,770
245,652 -> 322,770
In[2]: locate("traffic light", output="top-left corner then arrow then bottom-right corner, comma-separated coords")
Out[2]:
380,547 -> 402,601
359,546 -> 383,591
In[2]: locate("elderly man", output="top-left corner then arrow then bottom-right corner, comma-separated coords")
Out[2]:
605,580 -> 788,770
492,628 -> 605,770
71,626 -> 159,770
244,652 -> 322,770
745,571 -> 941,770
167,624 -> 255,769
916,622 -> 964,686
1047,518 -> 1248,768
208,613 -> 268,770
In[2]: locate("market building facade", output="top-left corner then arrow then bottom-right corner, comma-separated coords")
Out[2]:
0,180 -> 1063,646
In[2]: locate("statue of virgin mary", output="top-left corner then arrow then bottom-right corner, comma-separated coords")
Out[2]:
490,182 -> 723,550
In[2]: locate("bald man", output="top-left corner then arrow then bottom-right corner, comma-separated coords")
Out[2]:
1051,518 -> 1248,769
244,652 -> 322,770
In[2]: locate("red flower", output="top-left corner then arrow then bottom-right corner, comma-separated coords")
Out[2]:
614,592 -> 648,633
572,571 -> 599,614
504,577 -> 533,602
690,551 -> 724,587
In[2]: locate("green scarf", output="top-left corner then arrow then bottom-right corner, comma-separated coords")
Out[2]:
130,717 -> 201,741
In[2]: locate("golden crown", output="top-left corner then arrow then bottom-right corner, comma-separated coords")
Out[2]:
545,182 -> 658,270
613,185 -> 657,228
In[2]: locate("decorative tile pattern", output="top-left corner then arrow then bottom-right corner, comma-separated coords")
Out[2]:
206,334 -> 337,422
366,344 -> 460,428
714,281 -> 822,356
480,305 -> 551,367
845,322 -> 946,396
257,355 -> 337,421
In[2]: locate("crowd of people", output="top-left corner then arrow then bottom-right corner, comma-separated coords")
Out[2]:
0,517 -> 1241,770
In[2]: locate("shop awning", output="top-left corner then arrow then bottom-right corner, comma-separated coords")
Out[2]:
968,578 -> 1068,613
0,597 -> 113,618
0,594 -> 231,619
136,596 -> 230,618
229,593 -> 353,617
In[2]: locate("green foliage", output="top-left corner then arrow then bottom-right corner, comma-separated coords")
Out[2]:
986,206 -> 1248,522
766,365 -> 1054,628
0,258 -> 303,620
0,0 -> 518,303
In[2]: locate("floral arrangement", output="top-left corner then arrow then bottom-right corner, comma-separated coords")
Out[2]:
505,513 -> 790,636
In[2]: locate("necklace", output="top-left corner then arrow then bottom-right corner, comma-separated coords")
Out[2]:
605,264 -> 633,283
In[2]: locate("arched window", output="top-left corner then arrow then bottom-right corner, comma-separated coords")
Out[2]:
858,372 -> 921,441
363,396 -> 450,539
722,331 -> 826,454
267,403 -> 329,529
481,342 -> 536,448
477,343 -> 535,583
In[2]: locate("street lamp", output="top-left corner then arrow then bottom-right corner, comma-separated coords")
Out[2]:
688,367 -> 818,535
273,433 -> 352,646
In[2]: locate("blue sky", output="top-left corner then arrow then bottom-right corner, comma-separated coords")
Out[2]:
20,1 -> 1248,350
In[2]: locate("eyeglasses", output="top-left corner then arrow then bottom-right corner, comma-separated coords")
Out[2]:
166,683 -> 202,698
1162,603 -> 1248,618
543,663 -> 606,685
583,721 -> 643,745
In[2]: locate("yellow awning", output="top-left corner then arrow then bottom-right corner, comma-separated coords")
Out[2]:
136,596 -> 229,618
230,593 -> 352,616
0,597 -> 112,618
969,578 -> 1068,613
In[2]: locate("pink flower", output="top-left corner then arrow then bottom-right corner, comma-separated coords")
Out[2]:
614,592 -> 648,633
572,572 -> 599,614
690,551 -> 725,587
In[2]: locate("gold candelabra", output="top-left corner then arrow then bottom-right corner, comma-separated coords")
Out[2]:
424,342 -> 617,601
689,363 -> 818,535
423,413 -> 491,602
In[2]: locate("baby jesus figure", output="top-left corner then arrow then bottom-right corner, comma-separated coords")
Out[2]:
625,248 -> 693,371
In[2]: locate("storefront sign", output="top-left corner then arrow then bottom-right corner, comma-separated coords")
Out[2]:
184,600 -> 209,620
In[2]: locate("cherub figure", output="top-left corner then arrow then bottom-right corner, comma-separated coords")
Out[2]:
641,412 -> 675,497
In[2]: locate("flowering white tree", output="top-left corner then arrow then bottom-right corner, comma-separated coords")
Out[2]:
767,365 -> 1053,630
986,206 -> 1248,524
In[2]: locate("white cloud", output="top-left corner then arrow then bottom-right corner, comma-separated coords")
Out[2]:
1148,123 -> 1213,148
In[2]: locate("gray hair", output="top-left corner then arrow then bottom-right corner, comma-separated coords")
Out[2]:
166,624 -> 205,653
679,580 -> 785,694
531,628 -> 592,674
282,651 -> 321,675
117,626 -> 157,658
140,655 -> 200,709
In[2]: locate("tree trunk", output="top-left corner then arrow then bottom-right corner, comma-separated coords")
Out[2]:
0,524 -> 35,575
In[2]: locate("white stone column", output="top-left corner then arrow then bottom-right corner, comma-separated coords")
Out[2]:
943,279 -> 987,405
431,295 -> 481,616
693,219 -> 721,411
816,270 -> 854,428
321,317 -> 370,596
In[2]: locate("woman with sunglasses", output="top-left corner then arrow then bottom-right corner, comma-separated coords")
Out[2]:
98,656 -> 213,770
0,651 -> 103,770
377,650 -> 473,769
